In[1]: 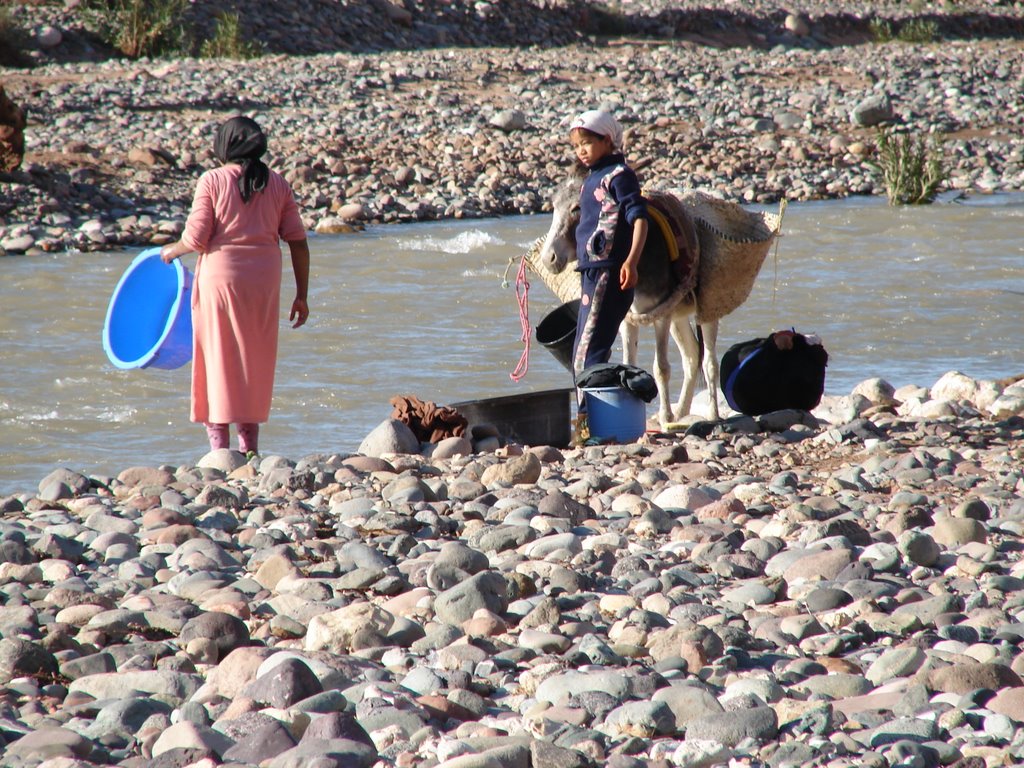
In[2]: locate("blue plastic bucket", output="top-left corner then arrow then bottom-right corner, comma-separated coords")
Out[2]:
583,386 -> 647,442
102,247 -> 193,370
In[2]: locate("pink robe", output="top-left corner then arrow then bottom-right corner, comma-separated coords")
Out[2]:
180,165 -> 306,425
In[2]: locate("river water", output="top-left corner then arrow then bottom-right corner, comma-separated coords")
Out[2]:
2,193 -> 1022,495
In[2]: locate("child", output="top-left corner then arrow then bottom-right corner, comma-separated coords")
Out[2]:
160,116 -> 310,457
568,109 -> 649,414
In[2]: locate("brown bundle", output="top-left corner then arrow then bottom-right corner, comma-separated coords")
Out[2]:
389,395 -> 468,443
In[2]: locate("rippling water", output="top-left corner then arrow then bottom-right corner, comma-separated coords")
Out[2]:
2,194 -> 1022,495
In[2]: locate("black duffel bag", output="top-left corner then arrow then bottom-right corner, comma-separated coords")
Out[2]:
720,330 -> 828,416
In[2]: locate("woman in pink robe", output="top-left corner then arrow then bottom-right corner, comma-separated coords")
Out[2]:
161,116 -> 310,456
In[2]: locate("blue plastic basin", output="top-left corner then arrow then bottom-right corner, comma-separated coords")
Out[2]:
102,247 -> 193,370
583,386 -> 647,442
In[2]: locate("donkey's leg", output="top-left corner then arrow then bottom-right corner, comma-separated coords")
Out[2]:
620,320 -> 639,366
652,318 -> 674,428
700,320 -> 721,421
669,312 -> 700,420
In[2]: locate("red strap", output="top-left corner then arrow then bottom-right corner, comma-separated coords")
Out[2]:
509,255 -> 530,382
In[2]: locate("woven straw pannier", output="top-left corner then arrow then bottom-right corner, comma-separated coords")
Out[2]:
676,189 -> 782,324
524,190 -> 782,325
524,238 -> 581,306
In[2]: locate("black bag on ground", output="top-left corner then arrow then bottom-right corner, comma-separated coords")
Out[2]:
720,330 -> 828,416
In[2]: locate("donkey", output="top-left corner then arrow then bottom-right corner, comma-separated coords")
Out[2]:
538,178 -> 721,427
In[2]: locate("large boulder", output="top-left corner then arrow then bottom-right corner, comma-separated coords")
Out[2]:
0,638 -> 59,684
358,418 -> 420,457
433,571 -> 508,625
0,86 -> 26,173
850,93 -> 894,127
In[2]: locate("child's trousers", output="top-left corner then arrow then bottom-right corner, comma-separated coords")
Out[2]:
572,266 -> 634,408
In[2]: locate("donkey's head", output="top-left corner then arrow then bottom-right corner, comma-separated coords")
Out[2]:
538,174 -> 583,274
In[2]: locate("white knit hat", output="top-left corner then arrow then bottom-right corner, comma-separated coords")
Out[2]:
569,110 -> 624,150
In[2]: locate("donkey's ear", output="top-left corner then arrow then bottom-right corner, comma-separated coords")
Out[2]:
569,161 -> 587,179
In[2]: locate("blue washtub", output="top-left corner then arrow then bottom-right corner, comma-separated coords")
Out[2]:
103,247 -> 193,370
583,386 -> 647,442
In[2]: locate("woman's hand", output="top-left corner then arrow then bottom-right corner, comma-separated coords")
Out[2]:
286,239 -> 310,327
290,298 -> 309,328
160,241 -> 191,263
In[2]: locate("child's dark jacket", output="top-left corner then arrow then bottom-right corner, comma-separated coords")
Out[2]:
575,153 -> 648,271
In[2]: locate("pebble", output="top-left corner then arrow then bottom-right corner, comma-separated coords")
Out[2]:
683,706 -> 779,747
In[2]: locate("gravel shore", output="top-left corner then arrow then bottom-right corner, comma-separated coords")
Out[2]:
1,370 -> 1023,767
1,1 -> 1023,253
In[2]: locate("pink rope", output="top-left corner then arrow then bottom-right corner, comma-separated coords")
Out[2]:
509,254 -> 530,382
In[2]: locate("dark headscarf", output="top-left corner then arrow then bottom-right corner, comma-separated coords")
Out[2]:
214,116 -> 269,203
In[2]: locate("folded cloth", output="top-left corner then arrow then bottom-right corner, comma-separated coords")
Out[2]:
576,363 -> 658,403
389,394 -> 468,443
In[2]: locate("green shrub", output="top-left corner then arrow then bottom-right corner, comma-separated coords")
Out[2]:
869,16 -> 939,44
872,129 -> 947,205
897,18 -> 939,43
869,18 -> 894,42
83,0 -> 189,58
200,12 -> 264,60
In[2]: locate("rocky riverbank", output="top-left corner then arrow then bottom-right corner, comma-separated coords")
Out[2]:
0,369 -> 1023,767
1,1 -> 1024,253
3,5 -> 1024,767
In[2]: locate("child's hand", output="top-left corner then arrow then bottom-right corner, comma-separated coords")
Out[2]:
620,262 -> 638,290
290,298 -> 309,328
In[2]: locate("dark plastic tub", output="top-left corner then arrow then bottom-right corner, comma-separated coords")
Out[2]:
535,300 -> 579,373
452,388 -> 573,447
